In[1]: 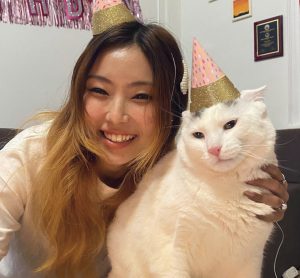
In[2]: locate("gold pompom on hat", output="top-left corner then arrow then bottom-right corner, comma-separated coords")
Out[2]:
92,0 -> 136,35
190,38 -> 240,112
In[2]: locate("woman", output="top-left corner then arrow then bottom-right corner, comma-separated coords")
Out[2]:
0,21 -> 288,278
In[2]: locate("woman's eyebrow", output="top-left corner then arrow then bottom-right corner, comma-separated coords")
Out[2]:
87,75 -> 153,87
128,80 -> 153,87
87,74 -> 112,84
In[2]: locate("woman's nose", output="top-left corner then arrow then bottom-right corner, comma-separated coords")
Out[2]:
105,97 -> 129,124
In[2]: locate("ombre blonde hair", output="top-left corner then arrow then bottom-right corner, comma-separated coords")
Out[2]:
32,21 -> 188,277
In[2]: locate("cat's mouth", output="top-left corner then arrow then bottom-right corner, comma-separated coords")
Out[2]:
209,154 -> 233,163
208,154 -> 243,173
210,152 -> 240,163
217,157 -> 233,162
209,154 -> 235,165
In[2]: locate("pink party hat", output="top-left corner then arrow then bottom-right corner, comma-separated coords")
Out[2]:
190,38 -> 240,112
92,0 -> 135,35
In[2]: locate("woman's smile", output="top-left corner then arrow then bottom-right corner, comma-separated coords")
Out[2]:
100,130 -> 137,149
102,131 -> 136,143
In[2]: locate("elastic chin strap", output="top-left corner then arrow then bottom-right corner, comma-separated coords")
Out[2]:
169,52 -> 177,101
180,59 -> 189,95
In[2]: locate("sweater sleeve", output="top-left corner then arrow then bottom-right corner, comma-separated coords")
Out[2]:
0,139 -> 31,261
0,174 -> 25,260
0,125 -> 47,266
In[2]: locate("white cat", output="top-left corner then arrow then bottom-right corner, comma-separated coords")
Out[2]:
107,86 -> 276,278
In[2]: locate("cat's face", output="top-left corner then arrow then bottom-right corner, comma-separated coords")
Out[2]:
178,87 -> 276,173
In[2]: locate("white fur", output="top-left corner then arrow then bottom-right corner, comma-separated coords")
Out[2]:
107,87 -> 276,278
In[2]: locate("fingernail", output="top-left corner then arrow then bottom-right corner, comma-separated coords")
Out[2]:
244,191 -> 256,198
246,180 -> 255,185
261,164 -> 268,170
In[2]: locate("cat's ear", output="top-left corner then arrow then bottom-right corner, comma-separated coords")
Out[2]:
182,110 -> 192,118
240,85 -> 266,102
182,110 -> 192,122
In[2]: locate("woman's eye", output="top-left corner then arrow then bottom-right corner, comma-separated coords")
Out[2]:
193,132 -> 204,139
88,87 -> 108,96
133,93 -> 152,101
224,119 -> 237,130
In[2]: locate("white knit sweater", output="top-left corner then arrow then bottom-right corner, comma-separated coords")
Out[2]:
0,123 -> 117,277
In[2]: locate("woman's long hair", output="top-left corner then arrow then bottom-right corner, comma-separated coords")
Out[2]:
32,21 -> 188,277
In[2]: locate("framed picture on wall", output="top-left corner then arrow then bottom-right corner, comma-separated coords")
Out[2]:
233,0 -> 252,21
254,15 -> 283,61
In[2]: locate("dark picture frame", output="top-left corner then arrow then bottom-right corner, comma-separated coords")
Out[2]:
254,15 -> 283,61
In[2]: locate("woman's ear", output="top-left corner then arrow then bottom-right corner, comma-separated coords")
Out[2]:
240,85 -> 267,102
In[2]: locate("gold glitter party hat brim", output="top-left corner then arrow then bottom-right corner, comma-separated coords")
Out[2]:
190,38 -> 240,112
92,0 -> 136,35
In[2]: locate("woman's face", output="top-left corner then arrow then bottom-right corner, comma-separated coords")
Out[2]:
84,45 -> 156,176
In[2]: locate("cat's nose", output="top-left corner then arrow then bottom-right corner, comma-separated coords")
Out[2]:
208,146 -> 222,157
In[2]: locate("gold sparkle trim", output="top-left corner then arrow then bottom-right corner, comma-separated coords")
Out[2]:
92,3 -> 135,35
190,76 -> 240,112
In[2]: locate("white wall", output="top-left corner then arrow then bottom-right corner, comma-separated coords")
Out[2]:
177,0 -> 294,130
1,1 -> 298,129
178,0 -> 291,129
0,23 -> 91,128
140,0 -> 181,42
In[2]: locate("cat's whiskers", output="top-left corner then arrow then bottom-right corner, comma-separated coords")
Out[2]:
220,147 -> 238,158
275,138 -> 298,147
276,163 -> 297,174
240,150 -> 263,159
242,144 -> 273,148
164,124 -> 182,129
159,106 -> 186,120
240,150 -> 271,163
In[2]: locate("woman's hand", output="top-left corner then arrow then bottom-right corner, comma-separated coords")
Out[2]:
244,164 -> 289,222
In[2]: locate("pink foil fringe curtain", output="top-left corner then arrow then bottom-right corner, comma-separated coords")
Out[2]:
0,0 -> 143,30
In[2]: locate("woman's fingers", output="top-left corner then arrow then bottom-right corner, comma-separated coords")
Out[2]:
246,178 -> 289,203
244,164 -> 290,222
244,191 -> 285,209
243,191 -> 286,222
262,164 -> 288,189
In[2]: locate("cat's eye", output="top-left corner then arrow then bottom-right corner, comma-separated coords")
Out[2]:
193,132 -> 204,139
224,120 -> 237,130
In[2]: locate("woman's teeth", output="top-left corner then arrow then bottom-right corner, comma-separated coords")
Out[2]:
103,132 -> 135,143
